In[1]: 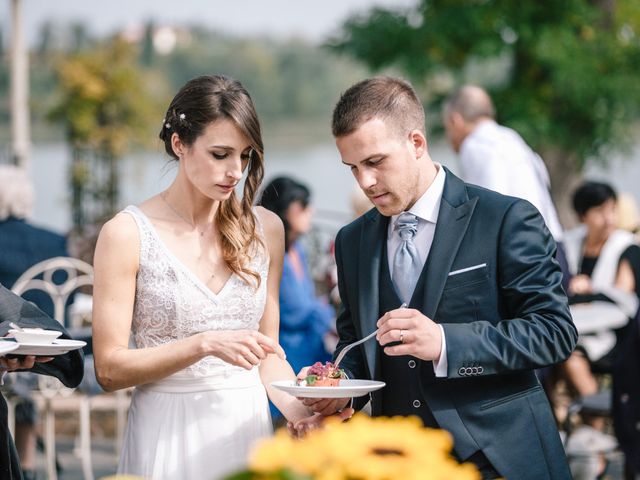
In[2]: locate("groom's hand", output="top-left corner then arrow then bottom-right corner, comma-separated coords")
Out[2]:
376,307 -> 442,362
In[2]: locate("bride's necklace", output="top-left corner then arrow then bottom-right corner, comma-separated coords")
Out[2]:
161,191 -> 206,237
160,191 -> 220,282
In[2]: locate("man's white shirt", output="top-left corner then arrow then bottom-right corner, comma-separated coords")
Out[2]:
459,120 -> 563,241
387,164 -> 448,376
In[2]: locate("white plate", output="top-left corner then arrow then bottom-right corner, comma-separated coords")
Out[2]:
0,339 -> 86,356
0,342 -> 19,356
271,379 -> 385,398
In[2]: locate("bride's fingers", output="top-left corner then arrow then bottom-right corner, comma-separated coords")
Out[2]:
336,407 -> 355,421
233,353 -> 254,370
256,333 -> 286,360
243,349 -> 261,366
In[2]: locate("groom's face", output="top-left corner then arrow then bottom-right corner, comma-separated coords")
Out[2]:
336,117 -> 424,217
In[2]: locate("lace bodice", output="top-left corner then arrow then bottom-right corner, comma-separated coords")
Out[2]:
122,205 -> 269,377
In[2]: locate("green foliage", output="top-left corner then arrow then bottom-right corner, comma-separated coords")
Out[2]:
152,28 -> 367,123
46,37 -> 162,227
329,0 -> 640,169
0,23 -> 368,144
48,37 -> 159,157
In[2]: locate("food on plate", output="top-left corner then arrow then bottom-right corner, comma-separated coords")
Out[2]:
298,361 -> 346,386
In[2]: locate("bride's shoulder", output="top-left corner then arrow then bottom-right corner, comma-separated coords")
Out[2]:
253,206 -> 284,252
97,211 -> 140,249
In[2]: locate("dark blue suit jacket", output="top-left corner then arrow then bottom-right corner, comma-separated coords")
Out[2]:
333,168 -> 577,480
0,218 -> 69,318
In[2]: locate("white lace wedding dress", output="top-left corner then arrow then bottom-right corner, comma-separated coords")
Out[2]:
117,206 -> 273,480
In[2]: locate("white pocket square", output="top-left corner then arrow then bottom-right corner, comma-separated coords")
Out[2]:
448,263 -> 487,277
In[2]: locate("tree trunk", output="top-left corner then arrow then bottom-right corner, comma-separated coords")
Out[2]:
70,146 -> 89,230
539,147 -> 584,230
106,151 -> 119,218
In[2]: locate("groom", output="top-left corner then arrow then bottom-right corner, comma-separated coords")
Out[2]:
299,77 -> 576,479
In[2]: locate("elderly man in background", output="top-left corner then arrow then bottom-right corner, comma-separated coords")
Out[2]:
442,86 -> 569,285
0,165 -> 71,480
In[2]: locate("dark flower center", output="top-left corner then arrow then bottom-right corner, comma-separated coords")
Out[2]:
371,448 -> 405,456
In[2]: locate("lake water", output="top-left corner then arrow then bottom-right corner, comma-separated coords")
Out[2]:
24,140 -> 640,235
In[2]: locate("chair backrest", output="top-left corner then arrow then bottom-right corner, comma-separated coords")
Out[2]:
11,256 -> 93,397
11,256 -> 93,325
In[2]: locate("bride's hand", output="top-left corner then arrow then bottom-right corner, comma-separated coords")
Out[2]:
287,408 -> 355,438
202,330 -> 286,369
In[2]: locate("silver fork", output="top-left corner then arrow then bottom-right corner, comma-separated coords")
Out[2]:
333,303 -> 407,368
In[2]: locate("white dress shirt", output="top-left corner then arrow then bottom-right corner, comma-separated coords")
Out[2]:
460,120 -> 563,241
387,164 -> 448,376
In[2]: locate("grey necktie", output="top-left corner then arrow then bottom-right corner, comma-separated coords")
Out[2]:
392,212 -> 421,304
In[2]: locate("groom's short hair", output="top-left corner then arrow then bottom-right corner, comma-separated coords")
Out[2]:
332,76 -> 425,138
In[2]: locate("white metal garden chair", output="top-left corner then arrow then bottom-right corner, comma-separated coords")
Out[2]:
10,256 -> 130,480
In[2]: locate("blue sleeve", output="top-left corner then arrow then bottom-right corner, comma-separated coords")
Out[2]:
279,247 -> 335,334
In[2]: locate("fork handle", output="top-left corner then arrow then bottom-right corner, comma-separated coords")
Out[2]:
333,304 -> 406,368
334,329 -> 378,368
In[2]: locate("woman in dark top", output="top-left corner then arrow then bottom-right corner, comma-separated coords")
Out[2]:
562,182 -> 639,396
258,177 -> 335,420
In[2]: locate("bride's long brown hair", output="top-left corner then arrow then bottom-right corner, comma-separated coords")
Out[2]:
159,75 -> 265,287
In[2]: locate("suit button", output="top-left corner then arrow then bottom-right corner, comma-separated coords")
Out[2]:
458,367 -> 467,376
408,360 -> 416,368
478,366 -> 484,374
471,367 -> 478,375
413,399 -> 421,408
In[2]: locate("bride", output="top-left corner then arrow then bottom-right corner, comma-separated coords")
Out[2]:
92,75 -> 317,479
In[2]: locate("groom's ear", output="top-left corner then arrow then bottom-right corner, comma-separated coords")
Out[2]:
408,129 -> 427,159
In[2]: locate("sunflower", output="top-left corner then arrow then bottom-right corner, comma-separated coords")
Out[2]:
244,414 -> 481,480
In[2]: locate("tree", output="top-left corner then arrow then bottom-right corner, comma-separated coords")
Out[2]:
329,0 -> 640,221
48,37 -> 159,229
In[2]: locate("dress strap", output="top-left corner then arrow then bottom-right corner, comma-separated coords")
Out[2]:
252,206 -> 265,237
120,205 -> 155,262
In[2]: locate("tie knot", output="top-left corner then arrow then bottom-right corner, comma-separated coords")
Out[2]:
395,212 -> 418,240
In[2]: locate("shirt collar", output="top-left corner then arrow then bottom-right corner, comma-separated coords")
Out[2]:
390,163 -> 446,230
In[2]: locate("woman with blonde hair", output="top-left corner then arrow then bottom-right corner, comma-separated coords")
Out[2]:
92,75 -> 314,479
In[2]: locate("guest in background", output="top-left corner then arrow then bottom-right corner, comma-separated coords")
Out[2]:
442,85 -> 570,290
258,177 -> 335,386
258,176 -> 335,422
0,165 -> 70,317
0,165 -> 71,480
562,181 -> 639,396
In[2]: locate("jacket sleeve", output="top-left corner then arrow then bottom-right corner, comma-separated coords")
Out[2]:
0,285 -> 84,388
332,228 -> 369,387
442,200 -> 578,377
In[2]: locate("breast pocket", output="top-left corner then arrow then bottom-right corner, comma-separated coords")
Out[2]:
444,263 -> 489,291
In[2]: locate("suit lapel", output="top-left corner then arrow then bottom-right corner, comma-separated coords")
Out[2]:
422,170 -> 477,319
358,210 -> 387,375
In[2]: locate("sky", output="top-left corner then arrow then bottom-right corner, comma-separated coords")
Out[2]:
1,0 -> 417,44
